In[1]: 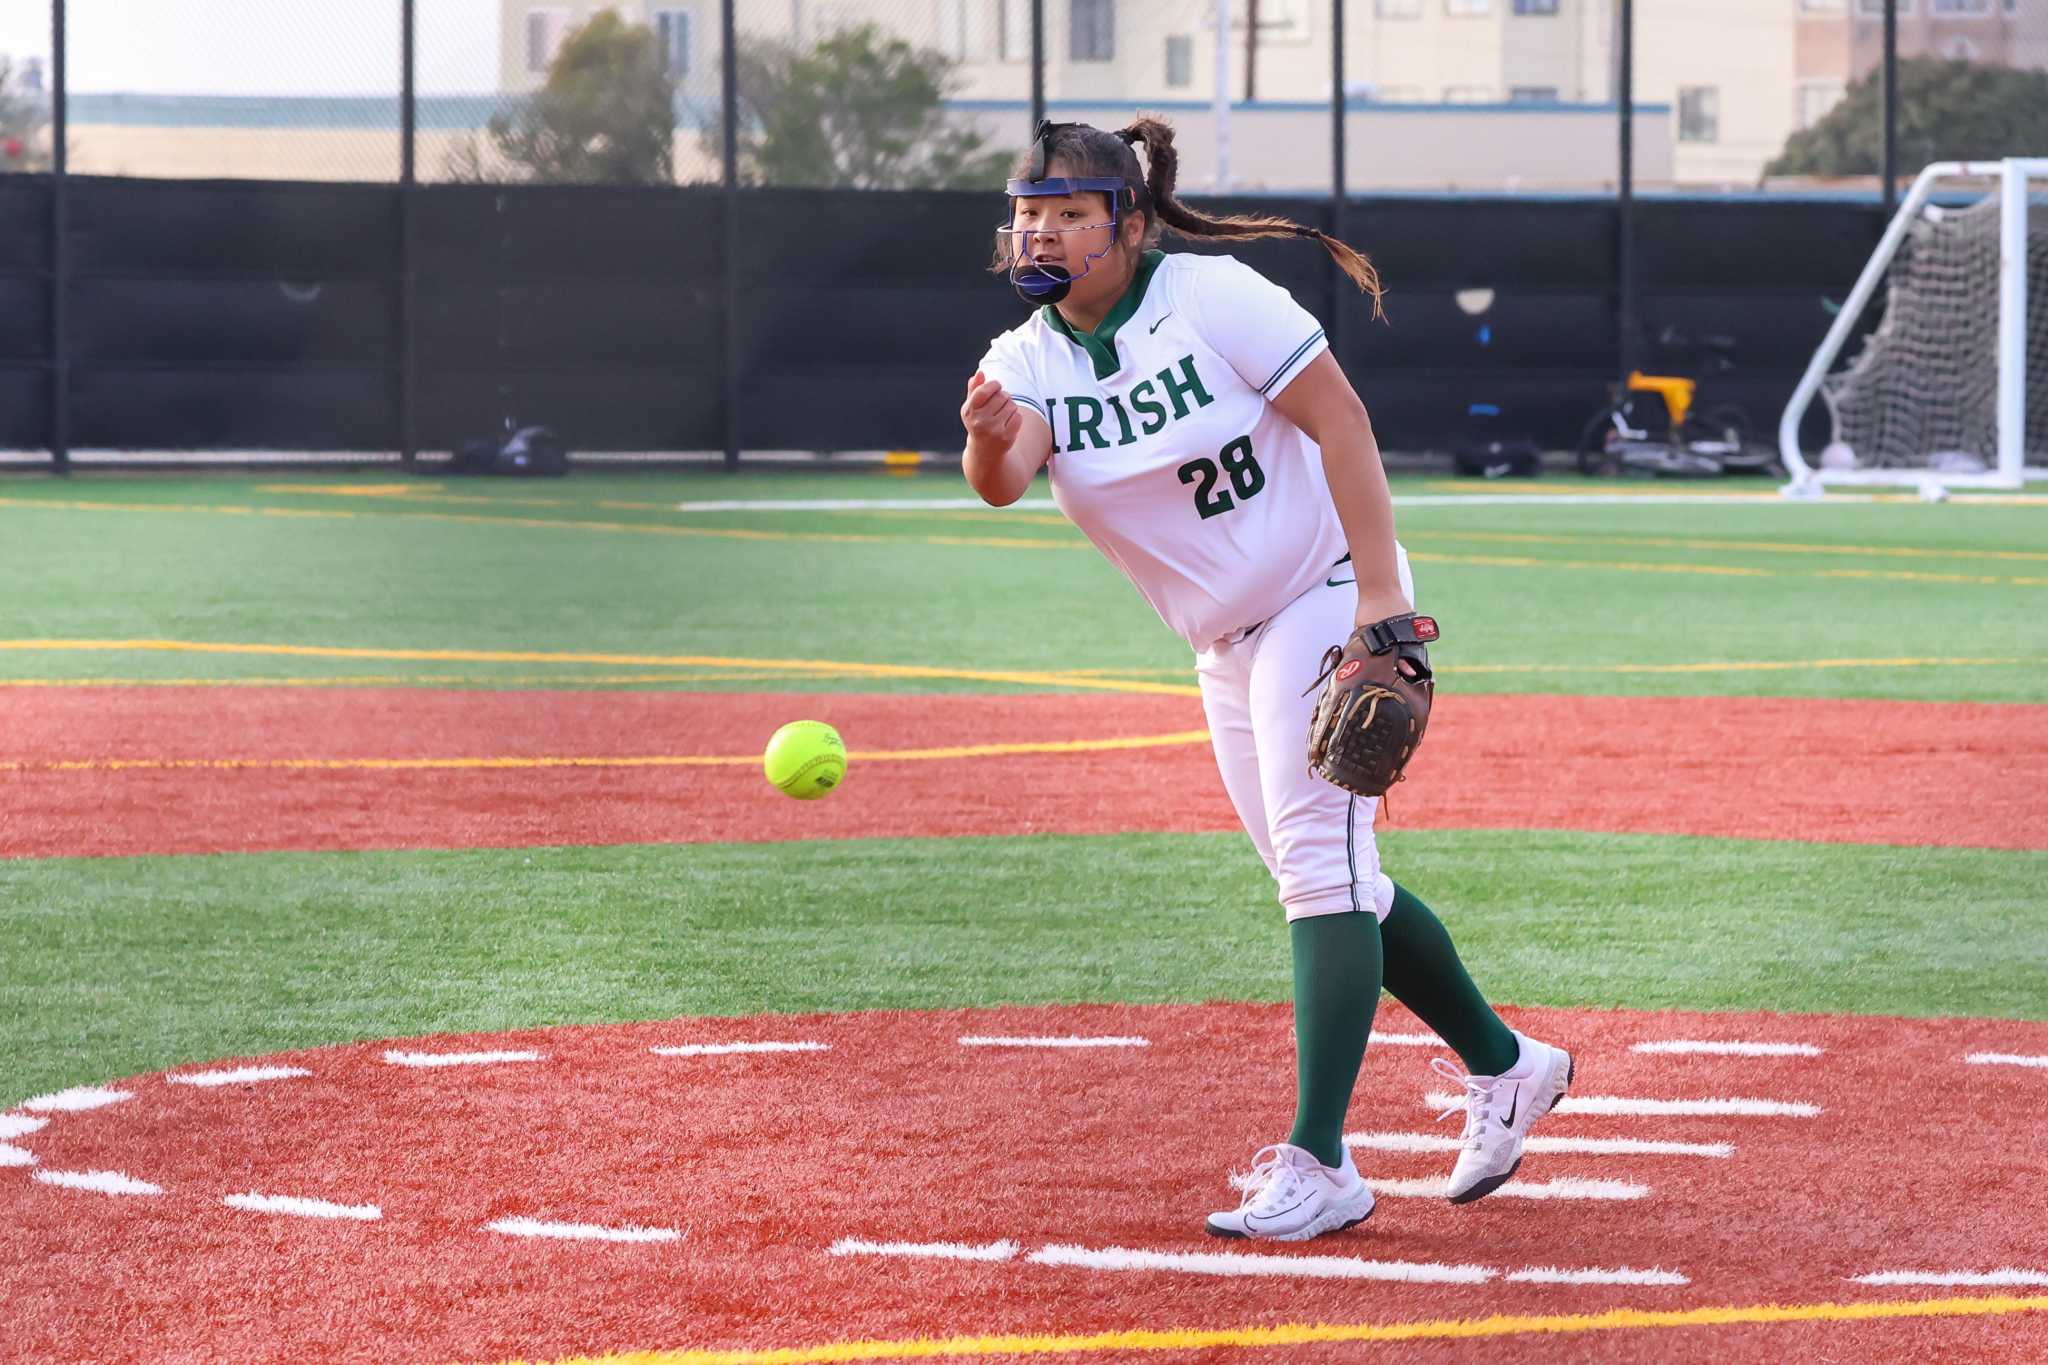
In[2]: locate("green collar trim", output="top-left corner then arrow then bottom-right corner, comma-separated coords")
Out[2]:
1042,250 -> 1166,382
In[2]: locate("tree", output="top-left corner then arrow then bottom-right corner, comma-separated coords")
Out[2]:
0,56 -> 51,173
711,24 -> 1011,190
1766,57 -> 2048,180
450,11 -> 675,185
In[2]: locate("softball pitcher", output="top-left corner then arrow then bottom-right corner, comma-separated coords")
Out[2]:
961,118 -> 1574,1242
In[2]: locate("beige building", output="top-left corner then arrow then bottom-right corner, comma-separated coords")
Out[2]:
503,0 -> 1976,187
46,1 -> 2041,187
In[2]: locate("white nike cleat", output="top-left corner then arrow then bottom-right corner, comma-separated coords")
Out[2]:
1203,1142 -> 1375,1241
1434,1031 -> 1575,1205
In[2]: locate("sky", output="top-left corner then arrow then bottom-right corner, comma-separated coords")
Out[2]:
0,0 -> 501,96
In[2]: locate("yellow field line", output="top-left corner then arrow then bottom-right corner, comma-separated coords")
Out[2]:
0,731 -> 1213,775
0,497 -> 1085,554
1409,528 -> 2048,565
17,494 -> 2042,581
1409,551 -> 1769,578
1444,655 -> 2041,676
1416,480 -> 2048,506
0,672 -> 857,689
1408,549 -> 2048,586
0,641 -> 1203,698
3,648 -> 2042,694
489,1294 -> 2048,1365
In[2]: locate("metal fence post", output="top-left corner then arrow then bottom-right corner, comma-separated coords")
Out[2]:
1329,0 -> 1346,363
1616,0 -> 1636,384
399,0 -> 417,465
721,0 -> 740,471
1030,0 -> 1045,132
1881,0 -> 1898,218
50,0 -> 68,473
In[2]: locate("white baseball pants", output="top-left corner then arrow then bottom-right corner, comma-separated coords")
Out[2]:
1195,545 -> 1415,922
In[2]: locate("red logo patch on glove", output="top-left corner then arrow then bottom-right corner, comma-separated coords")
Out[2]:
1413,616 -> 1439,642
1335,659 -> 1364,683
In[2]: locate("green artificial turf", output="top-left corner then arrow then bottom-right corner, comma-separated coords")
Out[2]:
5,829 -> 2044,1103
0,470 -> 2043,700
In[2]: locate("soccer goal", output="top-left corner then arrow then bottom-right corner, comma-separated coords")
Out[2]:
1780,157 -> 2048,494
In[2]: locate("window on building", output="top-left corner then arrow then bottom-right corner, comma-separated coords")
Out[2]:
1512,0 -> 1560,13
1001,0 -> 1030,61
1509,85 -> 1560,101
653,9 -> 692,77
525,7 -> 568,74
1443,84 -> 1495,101
1931,0 -> 1991,13
1855,1 -> 1913,15
1071,0 -> 1114,61
1446,0 -> 1494,14
1678,86 -> 1720,142
1376,0 -> 1423,14
1798,0 -> 1846,11
1797,80 -> 1845,128
1165,35 -> 1194,88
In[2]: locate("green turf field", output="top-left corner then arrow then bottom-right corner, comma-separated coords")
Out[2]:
3,469 -> 2045,1103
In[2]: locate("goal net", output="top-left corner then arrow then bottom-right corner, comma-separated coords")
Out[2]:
1781,159 -> 2048,491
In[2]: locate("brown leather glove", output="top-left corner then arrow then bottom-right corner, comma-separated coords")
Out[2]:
1305,613 -> 1439,798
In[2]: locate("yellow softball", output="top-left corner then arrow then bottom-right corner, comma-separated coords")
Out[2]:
762,720 -> 847,801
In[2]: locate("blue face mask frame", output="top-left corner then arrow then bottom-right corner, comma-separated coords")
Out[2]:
999,183 -> 1127,305
1002,121 -> 1138,304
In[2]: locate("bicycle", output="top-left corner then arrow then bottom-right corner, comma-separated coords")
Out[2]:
1576,325 -> 1779,478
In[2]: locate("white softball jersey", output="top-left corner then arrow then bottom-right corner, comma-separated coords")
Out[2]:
977,249 -> 1352,653
977,249 -> 1412,922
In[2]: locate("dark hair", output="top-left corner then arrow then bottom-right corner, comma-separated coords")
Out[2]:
994,115 -> 1385,317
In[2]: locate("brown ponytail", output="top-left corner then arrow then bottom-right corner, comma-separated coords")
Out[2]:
1119,115 -> 1385,319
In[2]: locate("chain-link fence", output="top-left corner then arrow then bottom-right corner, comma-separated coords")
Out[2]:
0,2 -> 52,175
59,0 -> 401,181
6,2 -> 2039,194
424,0 -> 720,185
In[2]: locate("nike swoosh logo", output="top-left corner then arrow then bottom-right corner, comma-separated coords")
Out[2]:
1502,1084 -> 1519,1128
1243,1194 -> 1311,1229
1327,577 -> 1354,588
1148,312 -> 1174,334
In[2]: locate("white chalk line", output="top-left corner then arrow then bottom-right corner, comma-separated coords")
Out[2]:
643,1055 -> 827,1064
484,1216 -> 682,1244
33,1168 -> 162,1196
956,1035 -> 1150,1049
1349,1132 -> 1734,1159
224,1192 -> 381,1221
0,1143 -> 36,1167
1425,1090 -> 1821,1118
1508,1265 -> 1690,1286
1965,1052 -> 2048,1070
830,1238 -> 1020,1263
1369,1176 -> 1649,1201
0,1114 -> 48,1140
1629,1040 -> 1823,1057
834,1238 -> 1681,1287
21,1086 -> 132,1113
167,1065 -> 313,1087
668,494 -> 1853,513
382,1049 -> 543,1068
1853,1269 -> 2048,1287
1371,1032 -> 1446,1048
1026,1243 -> 1490,1284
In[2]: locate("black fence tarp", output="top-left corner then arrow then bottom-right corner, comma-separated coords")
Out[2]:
1,177 -> 1880,460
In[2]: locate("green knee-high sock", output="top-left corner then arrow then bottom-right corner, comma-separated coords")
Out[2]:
1380,882 -> 1520,1077
1286,911 -> 1384,1169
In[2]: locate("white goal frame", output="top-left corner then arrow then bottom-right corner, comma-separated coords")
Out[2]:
1780,157 -> 2048,492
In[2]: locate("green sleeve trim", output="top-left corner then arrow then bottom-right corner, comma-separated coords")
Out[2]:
1258,329 -> 1327,397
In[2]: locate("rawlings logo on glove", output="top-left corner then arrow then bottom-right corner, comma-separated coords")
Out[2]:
1305,613 -> 1438,798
